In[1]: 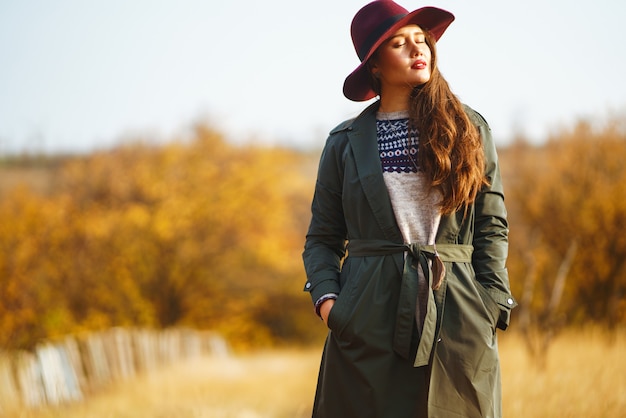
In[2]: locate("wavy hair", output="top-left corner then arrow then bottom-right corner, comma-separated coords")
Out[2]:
369,30 -> 488,215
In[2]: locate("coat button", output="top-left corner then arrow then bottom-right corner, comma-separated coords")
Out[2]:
305,282 -> 311,289
507,298 -> 514,305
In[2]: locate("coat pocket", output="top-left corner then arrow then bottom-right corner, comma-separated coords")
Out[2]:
474,281 -> 501,331
327,257 -> 393,343
326,277 -> 362,340
327,257 -> 354,337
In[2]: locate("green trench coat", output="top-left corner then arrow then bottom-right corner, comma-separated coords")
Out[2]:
302,102 -> 517,418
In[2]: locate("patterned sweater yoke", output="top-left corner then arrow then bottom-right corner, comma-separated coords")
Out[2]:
376,110 -> 441,246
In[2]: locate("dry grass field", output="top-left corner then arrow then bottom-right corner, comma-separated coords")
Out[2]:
5,329 -> 625,418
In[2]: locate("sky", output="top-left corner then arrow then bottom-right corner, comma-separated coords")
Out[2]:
1,0 -> 625,154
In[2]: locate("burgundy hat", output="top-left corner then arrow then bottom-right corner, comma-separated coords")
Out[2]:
343,1 -> 455,101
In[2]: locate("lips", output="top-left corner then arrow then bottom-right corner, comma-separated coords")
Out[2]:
412,59 -> 427,70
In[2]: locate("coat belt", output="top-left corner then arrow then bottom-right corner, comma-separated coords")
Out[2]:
347,239 -> 473,367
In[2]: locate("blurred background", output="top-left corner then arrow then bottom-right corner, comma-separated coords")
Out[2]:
1,0 -> 625,416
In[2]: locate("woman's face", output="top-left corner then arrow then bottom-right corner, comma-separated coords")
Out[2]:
371,24 -> 432,98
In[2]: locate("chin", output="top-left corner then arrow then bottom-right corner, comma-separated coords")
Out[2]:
410,79 -> 430,88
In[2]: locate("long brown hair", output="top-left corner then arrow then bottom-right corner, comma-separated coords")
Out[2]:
411,30 -> 487,215
369,29 -> 488,215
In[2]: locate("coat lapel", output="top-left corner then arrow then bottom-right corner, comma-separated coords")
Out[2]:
347,103 -> 403,243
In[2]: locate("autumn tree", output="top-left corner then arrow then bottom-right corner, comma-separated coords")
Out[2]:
0,125 -> 320,350
504,116 -> 626,360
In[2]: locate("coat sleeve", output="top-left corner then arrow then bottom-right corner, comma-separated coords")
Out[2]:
468,108 -> 518,330
302,127 -> 350,305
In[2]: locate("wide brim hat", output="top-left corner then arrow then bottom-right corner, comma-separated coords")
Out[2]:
343,1 -> 455,101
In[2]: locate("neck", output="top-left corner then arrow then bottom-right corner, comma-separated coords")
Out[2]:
378,90 -> 410,113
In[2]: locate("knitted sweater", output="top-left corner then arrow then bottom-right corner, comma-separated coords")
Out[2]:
376,110 -> 441,246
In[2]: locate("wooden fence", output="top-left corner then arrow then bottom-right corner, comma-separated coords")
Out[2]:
0,328 -> 228,412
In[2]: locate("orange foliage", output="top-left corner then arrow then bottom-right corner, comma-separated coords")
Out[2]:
504,118 -> 626,330
0,126 -> 319,350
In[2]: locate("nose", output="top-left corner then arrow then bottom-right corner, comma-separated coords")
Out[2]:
409,40 -> 422,57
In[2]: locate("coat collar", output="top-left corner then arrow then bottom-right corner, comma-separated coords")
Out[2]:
347,102 -> 404,243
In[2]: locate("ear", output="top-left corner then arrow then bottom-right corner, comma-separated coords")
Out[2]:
368,59 -> 381,78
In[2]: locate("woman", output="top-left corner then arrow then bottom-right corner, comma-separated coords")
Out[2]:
302,1 -> 517,417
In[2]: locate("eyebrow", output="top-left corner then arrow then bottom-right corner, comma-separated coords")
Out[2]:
389,30 -> 425,40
